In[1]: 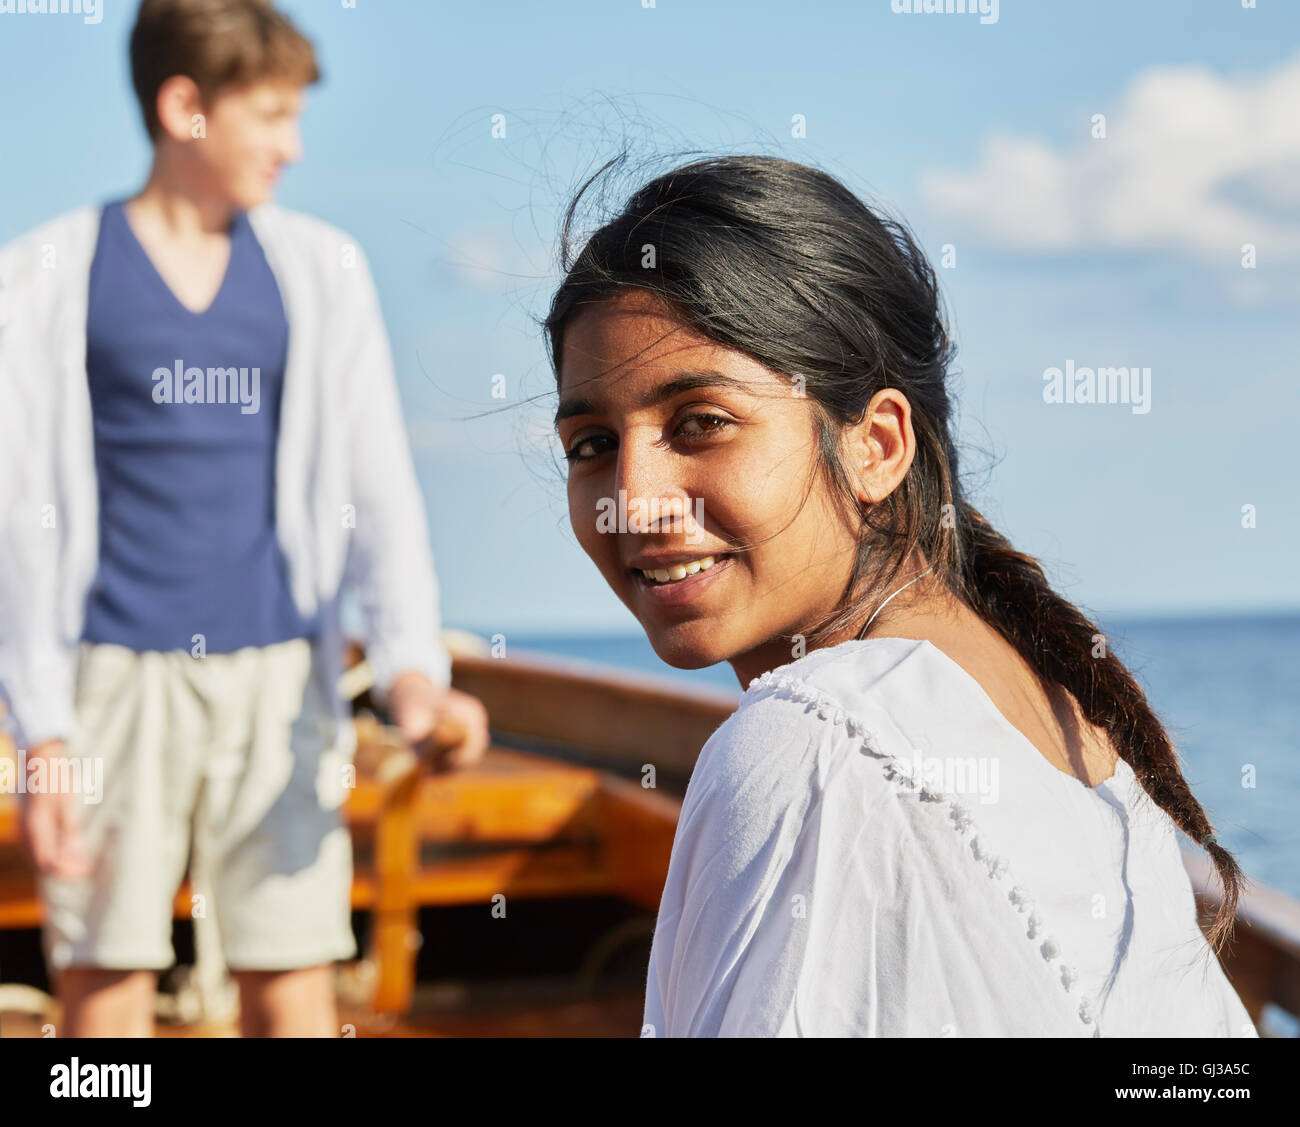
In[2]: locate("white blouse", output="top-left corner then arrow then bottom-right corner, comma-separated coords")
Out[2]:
643,637 -> 1259,1037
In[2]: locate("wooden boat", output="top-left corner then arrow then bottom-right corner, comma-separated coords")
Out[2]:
0,629 -> 1296,1037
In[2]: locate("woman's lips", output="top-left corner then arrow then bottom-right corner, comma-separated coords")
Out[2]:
630,554 -> 734,608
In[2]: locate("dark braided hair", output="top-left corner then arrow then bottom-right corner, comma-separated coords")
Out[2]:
544,152 -> 1242,955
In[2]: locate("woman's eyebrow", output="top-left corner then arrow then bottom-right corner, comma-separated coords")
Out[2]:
554,369 -> 751,426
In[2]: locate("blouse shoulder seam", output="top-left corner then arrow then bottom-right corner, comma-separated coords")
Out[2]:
742,669 -> 889,752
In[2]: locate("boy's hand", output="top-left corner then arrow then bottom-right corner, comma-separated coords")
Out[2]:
18,740 -> 94,879
386,673 -> 490,772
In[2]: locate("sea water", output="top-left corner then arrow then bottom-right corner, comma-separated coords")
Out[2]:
504,612 -> 1299,902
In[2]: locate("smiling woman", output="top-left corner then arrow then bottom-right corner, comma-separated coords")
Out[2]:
542,154 -> 1256,1037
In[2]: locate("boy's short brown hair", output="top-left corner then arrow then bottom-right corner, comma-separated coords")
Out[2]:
129,0 -> 321,142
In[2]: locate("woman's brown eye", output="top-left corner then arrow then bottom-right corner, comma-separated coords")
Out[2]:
564,435 -> 613,463
676,413 -> 734,441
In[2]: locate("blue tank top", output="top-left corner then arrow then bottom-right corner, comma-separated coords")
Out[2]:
80,199 -> 315,654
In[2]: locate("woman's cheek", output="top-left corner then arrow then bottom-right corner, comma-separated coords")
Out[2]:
570,486 -> 608,566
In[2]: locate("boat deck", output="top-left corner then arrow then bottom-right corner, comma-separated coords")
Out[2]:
0,973 -> 646,1037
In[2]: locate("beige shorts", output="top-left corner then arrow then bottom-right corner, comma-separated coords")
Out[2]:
38,638 -> 358,973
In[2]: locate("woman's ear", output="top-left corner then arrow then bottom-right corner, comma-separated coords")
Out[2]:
851,388 -> 916,505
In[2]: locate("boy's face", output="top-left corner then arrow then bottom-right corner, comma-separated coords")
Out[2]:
186,78 -> 305,211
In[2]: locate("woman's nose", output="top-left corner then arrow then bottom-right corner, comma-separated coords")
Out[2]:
614,435 -> 694,536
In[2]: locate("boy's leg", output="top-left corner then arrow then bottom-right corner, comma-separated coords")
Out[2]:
56,969 -> 158,1038
39,644 -> 208,1037
232,965 -> 336,1037
194,639 -> 357,1038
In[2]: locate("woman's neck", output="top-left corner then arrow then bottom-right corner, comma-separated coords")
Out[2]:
728,565 -> 964,687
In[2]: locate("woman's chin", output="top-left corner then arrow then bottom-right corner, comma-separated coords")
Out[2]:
643,623 -> 733,670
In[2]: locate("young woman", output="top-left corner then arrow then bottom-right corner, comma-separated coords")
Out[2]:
545,154 -> 1257,1037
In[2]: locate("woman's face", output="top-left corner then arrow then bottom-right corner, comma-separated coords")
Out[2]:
557,289 -> 898,686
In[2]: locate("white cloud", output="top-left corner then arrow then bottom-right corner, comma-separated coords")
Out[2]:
919,52 -> 1300,265
446,224 -> 547,291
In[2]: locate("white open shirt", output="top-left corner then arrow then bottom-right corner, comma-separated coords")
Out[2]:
0,205 -> 452,750
643,637 -> 1258,1037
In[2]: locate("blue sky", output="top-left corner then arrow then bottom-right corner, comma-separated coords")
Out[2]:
2,0 -> 1297,635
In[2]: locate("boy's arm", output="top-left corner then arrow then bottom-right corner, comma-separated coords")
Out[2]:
0,243 -> 77,750
0,281 -> 91,878
337,244 -> 453,708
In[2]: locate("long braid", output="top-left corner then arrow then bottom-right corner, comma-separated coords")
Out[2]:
954,499 -> 1243,955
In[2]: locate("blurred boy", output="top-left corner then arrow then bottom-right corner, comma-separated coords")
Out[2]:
0,0 -> 487,1036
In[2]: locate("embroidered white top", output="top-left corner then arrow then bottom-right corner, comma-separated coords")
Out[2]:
643,637 -> 1259,1037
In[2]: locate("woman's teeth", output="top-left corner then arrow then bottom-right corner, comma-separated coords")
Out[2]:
639,556 -> 719,584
